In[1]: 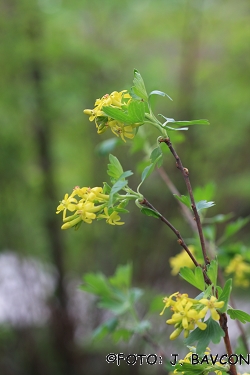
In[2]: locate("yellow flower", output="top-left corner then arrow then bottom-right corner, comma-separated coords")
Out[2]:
199,296 -> 224,321
56,193 -> 78,219
225,254 -> 250,287
160,292 -> 179,315
169,247 -> 196,275
161,292 -> 208,340
84,90 -> 139,142
97,207 -> 125,225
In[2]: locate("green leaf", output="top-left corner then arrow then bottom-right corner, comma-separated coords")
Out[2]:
149,90 -> 173,101
174,362 -> 210,375
107,154 -> 124,182
127,100 -> 145,123
141,163 -> 154,183
129,287 -> 144,303
150,146 -> 163,166
109,263 -> 132,289
179,266 -> 205,291
166,118 -> 210,126
203,213 -> 234,224
185,318 -> 224,355
132,69 -> 148,101
81,273 -> 112,298
109,179 -> 128,206
103,182 -> 112,194
95,138 -> 121,156
98,297 -> 130,315
140,207 -> 160,219
196,200 -> 215,212
220,217 -> 250,243
112,328 -> 133,343
227,308 -> 250,323
102,106 -> 132,124
218,278 -> 232,313
92,317 -> 118,341
159,114 -> 210,128
206,259 -> 218,286
140,149 -> 163,186
173,194 -> 191,209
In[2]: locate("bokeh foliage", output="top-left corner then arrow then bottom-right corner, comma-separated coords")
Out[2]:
0,0 -> 250,374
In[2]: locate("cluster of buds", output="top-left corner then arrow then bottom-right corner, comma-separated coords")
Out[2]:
160,292 -> 224,340
56,186 -> 125,229
84,90 -> 138,142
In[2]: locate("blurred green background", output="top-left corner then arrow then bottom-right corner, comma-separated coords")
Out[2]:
1,0 -> 250,374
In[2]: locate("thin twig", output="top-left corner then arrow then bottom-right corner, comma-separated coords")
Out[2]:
157,167 -> 197,232
140,197 -> 213,285
160,137 -> 210,266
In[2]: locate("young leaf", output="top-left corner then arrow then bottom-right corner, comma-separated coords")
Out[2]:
109,263 -> 132,289
149,90 -> 173,101
159,114 -> 210,127
219,217 -> 250,243
112,328 -> 133,343
150,146 -> 163,167
179,266 -> 205,291
196,200 -> 215,212
107,154 -> 124,182
127,100 -> 145,123
217,278 -> 232,313
206,259 -> 218,286
95,138 -> 121,156
102,106 -> 133,123
132,69 -> 148,101
109,179 -> 128,206
173,195 -> 191,209
227,309 -> 250,323
185,318 -> 224,356
140,207 -> 160,219
92,317 -> 118,341
141,163 -> 155,183
81,273 -> 112,298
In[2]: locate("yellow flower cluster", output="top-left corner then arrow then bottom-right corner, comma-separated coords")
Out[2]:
84,90 -> 135,142
225,254 -> 250,287
160,292 -> 224,340
169,246 -> 196,275
56,186 -> 124,229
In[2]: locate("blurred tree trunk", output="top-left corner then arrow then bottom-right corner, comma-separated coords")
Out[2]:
27,12 -> 80,375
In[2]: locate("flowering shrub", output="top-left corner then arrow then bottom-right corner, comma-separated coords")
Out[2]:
57,70 -> 250,375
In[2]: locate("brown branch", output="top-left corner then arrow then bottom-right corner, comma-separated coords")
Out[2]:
160,137 -> 210,266
219,313 -> 238,375
139,198 -> 214,286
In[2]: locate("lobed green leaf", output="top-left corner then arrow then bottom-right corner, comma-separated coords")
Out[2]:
185,318 -> 224,355
227,308 -> 250,323
179,266 -> 205,291
173,194 -> 191,209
